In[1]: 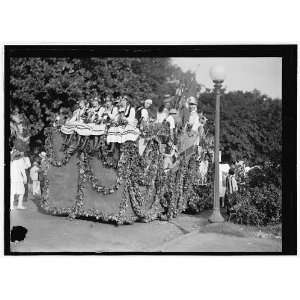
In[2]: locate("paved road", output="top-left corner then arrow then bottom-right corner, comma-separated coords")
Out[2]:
9,198 -> 282,253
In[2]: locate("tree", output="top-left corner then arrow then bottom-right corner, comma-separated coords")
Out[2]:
10,57 -> 177,141
198,90 -> 282,166
10,57 -> 281,169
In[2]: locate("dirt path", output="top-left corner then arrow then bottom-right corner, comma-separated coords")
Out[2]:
9,198 -> 282,253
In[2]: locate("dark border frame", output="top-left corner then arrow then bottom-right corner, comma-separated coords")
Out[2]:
4,45 -> 297,255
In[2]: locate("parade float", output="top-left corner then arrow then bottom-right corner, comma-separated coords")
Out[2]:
31,91 -> 214,225
38,118 -> 213,224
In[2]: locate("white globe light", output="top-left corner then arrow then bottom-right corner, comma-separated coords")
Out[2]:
209,65 -> 226,82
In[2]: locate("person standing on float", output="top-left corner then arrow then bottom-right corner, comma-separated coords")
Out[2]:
61,99 -> 87,146
119,96 -> 139,144
139,99 -> 152,128
106,97 -> 121,150
86,97 -> 103,150
166,108 -> 177,143
187,96 -> 201,146
137,99 -> 152,155
92,97 -> 107,149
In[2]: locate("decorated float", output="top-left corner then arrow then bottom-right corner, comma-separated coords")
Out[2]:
35,94 -> 214,224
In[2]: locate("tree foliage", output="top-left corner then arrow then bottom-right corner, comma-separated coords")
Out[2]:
10,57 -> 178,138
10,57 -> 281,168
198,90 -> 282,166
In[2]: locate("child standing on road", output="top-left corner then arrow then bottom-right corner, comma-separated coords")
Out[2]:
30,161 -> 41,197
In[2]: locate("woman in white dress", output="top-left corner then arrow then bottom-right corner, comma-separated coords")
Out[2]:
10,150 -> 27,210
61,100 -> 87,135
118,96 -> 140,144
106,98 -> 120,145
187,96 -> 201,146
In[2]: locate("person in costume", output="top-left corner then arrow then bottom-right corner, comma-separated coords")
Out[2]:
178,96 -> 191,132
137,98 -> 152,128
54,107 -> 70,127
166,108 -> 177,142
106,97 -> 121,150
88,97 -> 108,149
118,96 -> 140,144
156,95 -> 172,123
61,99 -> 88,146
83,97 -> 101,150
186,96 -> 201,145
69,99 -> 87,124
137,99 -> 152,155
198,112 -> 208,139
156,104 -> 168,124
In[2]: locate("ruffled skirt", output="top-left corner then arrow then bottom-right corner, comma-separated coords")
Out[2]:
61,121 -> 106,136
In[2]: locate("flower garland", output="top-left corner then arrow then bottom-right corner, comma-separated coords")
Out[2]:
40,127 -> 213,224
83,152 -> 122,195
45,128 -> 73,167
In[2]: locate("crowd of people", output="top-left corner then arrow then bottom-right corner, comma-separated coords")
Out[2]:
10,148 -> 47,210
12,93 -> 239,211
57,94 -> 208,161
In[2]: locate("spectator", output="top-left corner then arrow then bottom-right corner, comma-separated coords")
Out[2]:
30,161 -> 41,197
10,150 -> 27,210
225,168 -> 238,211
21,151 -> 31,201
38,151 -> 47,193
219,162 -> 230,207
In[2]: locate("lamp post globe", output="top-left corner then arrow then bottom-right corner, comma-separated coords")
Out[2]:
209,65 -> 226,223
209,65 -> 226,83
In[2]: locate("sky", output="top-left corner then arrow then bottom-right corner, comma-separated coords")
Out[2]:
172,57 -> 282,99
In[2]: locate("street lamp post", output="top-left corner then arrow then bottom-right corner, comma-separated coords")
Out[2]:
209,66 -> 226,223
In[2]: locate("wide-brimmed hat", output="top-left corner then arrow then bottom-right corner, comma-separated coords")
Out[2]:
145,99 -> 152,106
188,96 -> 197,106
39,151 -> 47,159
169,108 -> 178,115
122,95 -> 132,103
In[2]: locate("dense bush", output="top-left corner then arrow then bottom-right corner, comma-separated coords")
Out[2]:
247,163 -> 281,188
227,167 -> 281,226
185,161 -> 214,213
186,184 -> 213,213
